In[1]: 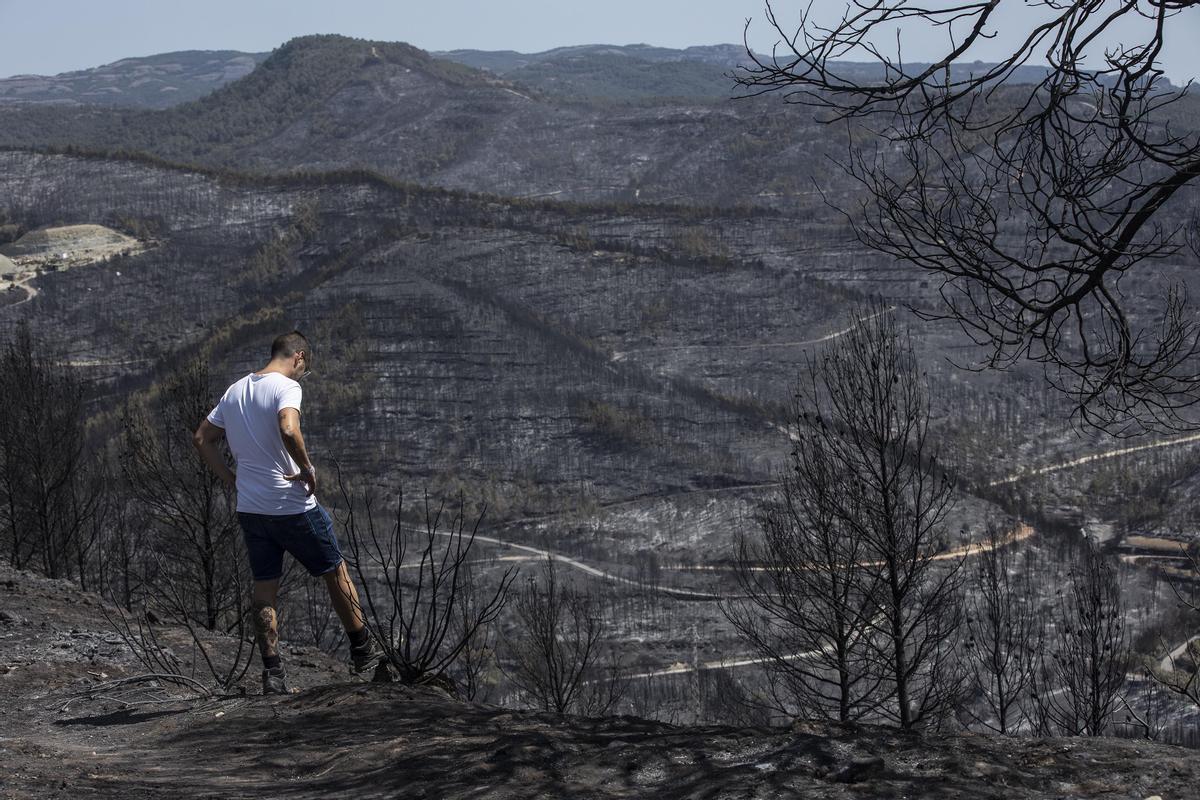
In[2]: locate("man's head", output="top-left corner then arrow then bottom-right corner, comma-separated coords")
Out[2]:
269,330 -> 312,381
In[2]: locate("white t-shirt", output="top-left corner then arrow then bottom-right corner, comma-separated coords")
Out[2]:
207,372 -> 317,515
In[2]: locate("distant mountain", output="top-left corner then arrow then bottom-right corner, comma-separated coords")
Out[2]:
0,50 -> 270,109
827,59 -> 1057,86
2,42 -> 1171,115
439,43 -> 755,73
492,52 -> 737,102
436,45 -> 1160,101
0,36 -> 1188,210
437,44 -> 753,101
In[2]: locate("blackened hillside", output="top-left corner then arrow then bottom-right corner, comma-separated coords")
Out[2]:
0,36 -> 849,210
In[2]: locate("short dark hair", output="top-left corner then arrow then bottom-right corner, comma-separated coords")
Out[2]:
270,330 -> 311,362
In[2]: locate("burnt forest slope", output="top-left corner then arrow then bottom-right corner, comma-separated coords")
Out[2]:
6,133 -> 1200,564
0,35 -> 849,210
0,148 -> 869,520
4,147 -> 1198,534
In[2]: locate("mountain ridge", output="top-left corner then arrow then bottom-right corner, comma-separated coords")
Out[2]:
2,39 -> 1113,113
0,49 -> 270,109
0,35 -> 848,209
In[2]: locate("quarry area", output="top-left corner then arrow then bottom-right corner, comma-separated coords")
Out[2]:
0,224 -> 145,306
0,223 -> 143,266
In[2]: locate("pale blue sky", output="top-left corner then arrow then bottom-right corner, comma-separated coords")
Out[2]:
1,0 -> 1196,83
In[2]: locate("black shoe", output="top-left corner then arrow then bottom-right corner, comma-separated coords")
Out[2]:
349,633 -> 382,674
371,659 -> 394,683
262,666 -> 288,695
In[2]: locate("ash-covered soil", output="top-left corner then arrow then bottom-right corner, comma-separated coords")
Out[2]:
1,563 -> 1193,800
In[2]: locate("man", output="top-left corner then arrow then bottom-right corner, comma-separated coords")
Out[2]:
193,330 -> 380,694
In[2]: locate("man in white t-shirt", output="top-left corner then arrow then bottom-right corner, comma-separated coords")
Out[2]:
193,331 -> 380,694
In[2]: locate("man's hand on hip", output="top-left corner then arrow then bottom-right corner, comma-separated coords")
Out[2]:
284,464 -> 317,497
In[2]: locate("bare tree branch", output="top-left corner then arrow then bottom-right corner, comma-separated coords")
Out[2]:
739,0 -> 1200,432
336,470 -> 516,692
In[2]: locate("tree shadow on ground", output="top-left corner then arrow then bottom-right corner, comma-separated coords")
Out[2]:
144,683 -> 866,799
75,683 -> 1183,800
55,707 -> 187,727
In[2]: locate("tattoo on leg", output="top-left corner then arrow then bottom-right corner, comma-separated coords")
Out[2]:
254,605 -> 279,658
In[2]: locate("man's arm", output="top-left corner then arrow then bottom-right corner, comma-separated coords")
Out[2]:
193,419 -> 236,489
278,407 -> 317,496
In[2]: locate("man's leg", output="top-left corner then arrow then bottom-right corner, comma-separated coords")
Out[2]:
323,561 -> 384,674
322,561 -> 366,633
238,512 -> 289,694
299,506 -> 380,674
251,578 -> 282,663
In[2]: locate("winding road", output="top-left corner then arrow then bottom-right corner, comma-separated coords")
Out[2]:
426,523 -> 1036,603
0,274 -> 38,307
611,306 -> 895,363
1159,634 -> 1200,673
426,529 -> 733,601
663,523 -> 1036,573
430,424 -> 1195,679
987,432 -> 1200,487
622,647 -> 818,682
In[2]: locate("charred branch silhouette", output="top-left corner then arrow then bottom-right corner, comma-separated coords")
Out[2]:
337,477 -> 516,691
739,0 -> 1200,432
504,555 -> 628,716
962,523 -> 1042,734
1033,537 -> 1127,736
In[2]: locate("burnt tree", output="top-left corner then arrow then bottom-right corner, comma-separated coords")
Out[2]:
734,305 -> 964,728
505,555 -> 627,716
120,358 -> 243,632
963,523 -> 1042,734
1033,537 -> 1127,736
337,479 -> 515,691
724,403 -> 885,722
0,322 -> 103,581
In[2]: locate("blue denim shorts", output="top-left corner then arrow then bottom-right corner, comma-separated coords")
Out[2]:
237,504 -> 343,581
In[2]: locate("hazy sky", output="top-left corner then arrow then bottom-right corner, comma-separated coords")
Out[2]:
1,0 -> 1197,82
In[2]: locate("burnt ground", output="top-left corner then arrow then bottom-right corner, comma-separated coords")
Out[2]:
1,564 -> 1195,800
